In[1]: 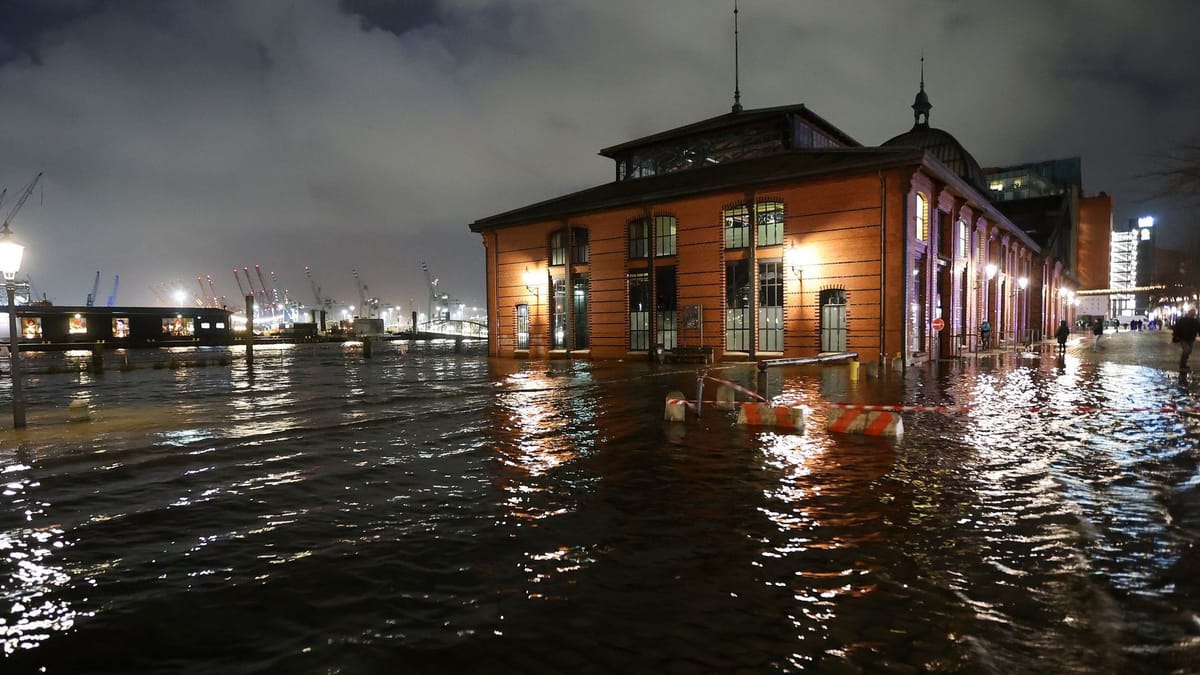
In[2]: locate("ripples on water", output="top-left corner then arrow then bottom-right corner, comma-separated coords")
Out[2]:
1,343 -> 1198,673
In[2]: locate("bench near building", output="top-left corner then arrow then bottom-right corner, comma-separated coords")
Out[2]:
470,79 -> 1098,365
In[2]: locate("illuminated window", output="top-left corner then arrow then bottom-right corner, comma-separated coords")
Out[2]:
1141,229 -> 1151,241
756,201 -> 784,246
216,322 -> 226,329
723,205 -> 750,249
957,220 -> 969,259
915,193 -> 928,241
515,304 -> 529,350
654,215 -> 677,256
162,316 -> 194,336
113,318 -> 130,338
69,314 -> 87,334
200,322 -> 211,329
989,181 -> 1004,192
549,230 -> 567,266
21,317 -> 42,339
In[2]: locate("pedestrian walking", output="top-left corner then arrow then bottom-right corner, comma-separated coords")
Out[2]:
980,319 -> 992,350
1055,319 -> 1070,353
1091,317 -> 1104,351
1172,309 -> 1200,371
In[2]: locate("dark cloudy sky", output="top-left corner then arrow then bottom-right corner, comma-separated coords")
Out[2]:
1,0 -> 1197,308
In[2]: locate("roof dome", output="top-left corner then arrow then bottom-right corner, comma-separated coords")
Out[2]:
882,74 -> 988,194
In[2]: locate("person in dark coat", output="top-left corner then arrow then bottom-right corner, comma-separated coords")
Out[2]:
1091,317 -> 1104,351
1172,309 -> 1200,371
1055,320 -> 1070,353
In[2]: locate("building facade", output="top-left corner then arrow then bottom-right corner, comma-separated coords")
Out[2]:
471,86 -> 1071,364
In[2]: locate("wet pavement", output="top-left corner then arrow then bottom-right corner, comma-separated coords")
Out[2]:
976,326 -> 1189,373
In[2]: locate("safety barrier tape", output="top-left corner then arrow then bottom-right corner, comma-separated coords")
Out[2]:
826,403 -> 1200,414
698,374 -> 768,402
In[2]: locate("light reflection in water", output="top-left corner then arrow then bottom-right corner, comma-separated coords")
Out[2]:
0,476 -> 86,656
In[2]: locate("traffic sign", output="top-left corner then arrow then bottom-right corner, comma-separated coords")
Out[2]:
932,317 -> 945,331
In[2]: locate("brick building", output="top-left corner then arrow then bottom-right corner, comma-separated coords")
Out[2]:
470,82 -> 1075,364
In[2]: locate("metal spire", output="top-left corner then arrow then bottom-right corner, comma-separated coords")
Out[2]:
732,0 -> 742,113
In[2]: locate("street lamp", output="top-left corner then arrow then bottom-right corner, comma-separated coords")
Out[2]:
0,223 -> 26,428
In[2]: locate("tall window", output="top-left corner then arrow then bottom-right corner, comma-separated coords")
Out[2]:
756,201 -> 784,246
629,219 -> 650,259
915,193 -> 928,241
654,215 -> 677,256
725,260 -> 751,350
515,304 -> 529,350
551,278 -> 567,349
723,205 -> 750,249
573,275 -> 589,349
629,271 -> 650,350
572,227 -> 589,264
550,230 -> 567,266
758,259 -> 783,351
957,219 -> 969,260
656,266 -> 677,350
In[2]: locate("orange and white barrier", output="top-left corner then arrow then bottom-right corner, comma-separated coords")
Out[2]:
736,403 -> 805,430
825,407 -> 904,436
664,391 -> 688,422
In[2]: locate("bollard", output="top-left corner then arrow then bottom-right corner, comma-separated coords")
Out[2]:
91,344 -> 104,373
736,403 -> 805,430
68,399 -> 91,423
664,390 -> 687,422
848,360 -> 859,380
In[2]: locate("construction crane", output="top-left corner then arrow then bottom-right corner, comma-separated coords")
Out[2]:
86,271 -> 100,307
197,277 -> 209,307
106,275 -> 119,307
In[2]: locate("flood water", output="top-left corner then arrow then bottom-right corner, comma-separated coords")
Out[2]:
1,341 -> 1198,673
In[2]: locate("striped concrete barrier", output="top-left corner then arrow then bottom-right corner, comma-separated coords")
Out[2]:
825,407 -> 904,436
664,391 -> 687,422
736,403 -> 805,431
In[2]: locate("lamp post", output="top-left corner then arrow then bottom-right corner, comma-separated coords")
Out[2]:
0,223 -> 26,428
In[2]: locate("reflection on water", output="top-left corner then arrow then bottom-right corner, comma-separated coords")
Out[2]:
0,343 -> 1197,672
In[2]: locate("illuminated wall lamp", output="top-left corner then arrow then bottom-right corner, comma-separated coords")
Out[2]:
786,245 -> 815,282
522,267 -> 541,296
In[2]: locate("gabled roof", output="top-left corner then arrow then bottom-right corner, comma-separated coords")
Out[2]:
471,147 -> 919,231
598,103 -> 861,158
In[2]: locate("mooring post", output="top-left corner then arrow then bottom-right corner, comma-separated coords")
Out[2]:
91,341 -> 103,373
245,294 -> 254,368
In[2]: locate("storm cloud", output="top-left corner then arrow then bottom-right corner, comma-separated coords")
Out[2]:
1,0 -> 1197,306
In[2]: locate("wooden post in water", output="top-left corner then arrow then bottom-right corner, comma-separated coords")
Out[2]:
245,294 -> 254,368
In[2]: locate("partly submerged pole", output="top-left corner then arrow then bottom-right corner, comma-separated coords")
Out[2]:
245,294 -> 254,368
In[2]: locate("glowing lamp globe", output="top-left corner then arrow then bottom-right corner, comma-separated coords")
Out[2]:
0,226 -> 24,280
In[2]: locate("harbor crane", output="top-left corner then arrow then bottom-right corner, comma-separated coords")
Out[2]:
351,269 -> 379,319
420,260 -> 454,322
2,172 -> 42,233
106,275 -> 119,307
86,271 -> 100,306
232,268 -> 248,299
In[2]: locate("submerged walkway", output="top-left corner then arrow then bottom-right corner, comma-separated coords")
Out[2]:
1063,327 -> 1186,371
